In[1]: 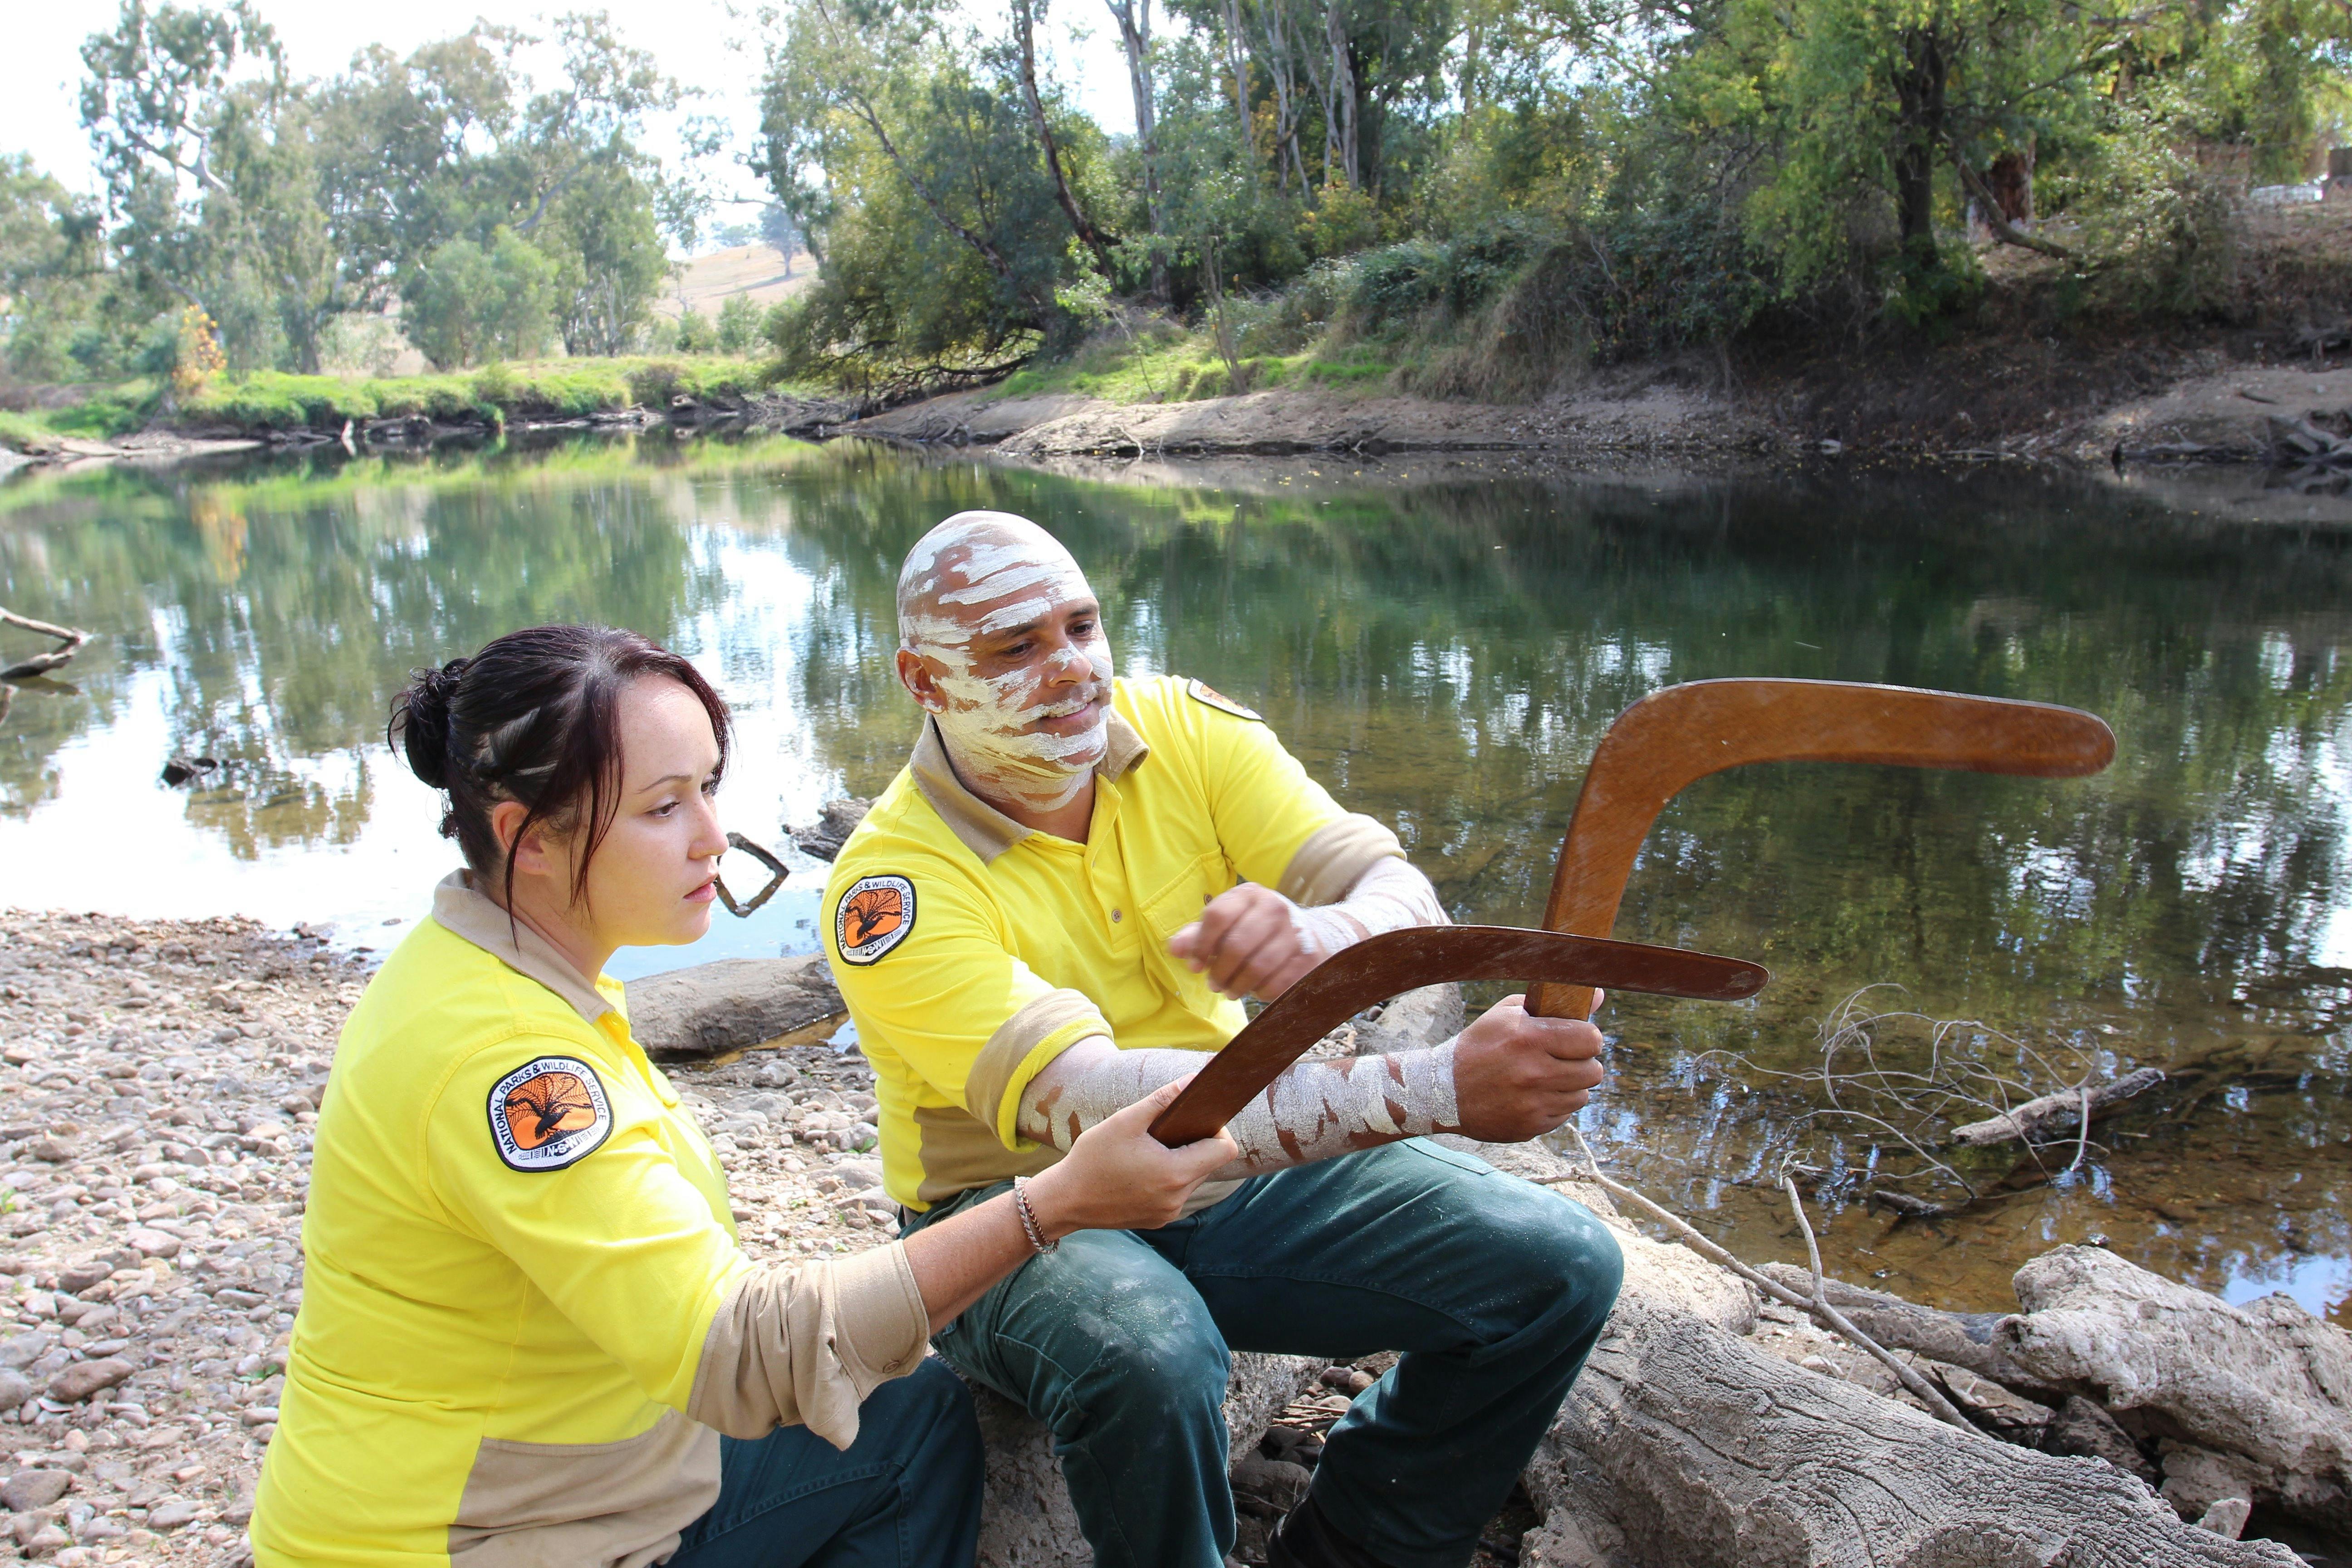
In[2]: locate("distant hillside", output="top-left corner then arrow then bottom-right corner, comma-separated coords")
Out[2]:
656,243 -> 819,322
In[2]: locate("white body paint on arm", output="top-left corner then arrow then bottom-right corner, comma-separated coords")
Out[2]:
1288,854 -> 1449,959
1018,1033 -> 1460,1176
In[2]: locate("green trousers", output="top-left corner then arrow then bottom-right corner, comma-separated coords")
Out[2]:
908,1138 -> 1624,1568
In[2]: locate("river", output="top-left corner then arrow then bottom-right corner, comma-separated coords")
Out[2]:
4,433 -> 2349,1325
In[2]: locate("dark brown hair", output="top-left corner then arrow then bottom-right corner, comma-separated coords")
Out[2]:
388,626 -> 731,911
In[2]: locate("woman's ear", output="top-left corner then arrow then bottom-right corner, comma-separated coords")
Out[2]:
489,800 -> 547,877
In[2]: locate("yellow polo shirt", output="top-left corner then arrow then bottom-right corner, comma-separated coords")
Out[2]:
824,674 -> 1404,1211
254,873 -> 928,1568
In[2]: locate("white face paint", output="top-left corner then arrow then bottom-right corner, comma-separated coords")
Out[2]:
897,511 -> 1114,813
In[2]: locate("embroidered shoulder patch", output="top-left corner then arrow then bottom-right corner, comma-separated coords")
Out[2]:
1186,678 -> 1263,722
488,1057 -> 613,1173
837,874 -> 917,965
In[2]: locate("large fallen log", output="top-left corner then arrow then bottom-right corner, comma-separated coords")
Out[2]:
1996,1243 -> 2352,1533
1751,1262 -> 2057,1395
1949,1067 -> 2166,1147
1453,1140 -> 2301,1568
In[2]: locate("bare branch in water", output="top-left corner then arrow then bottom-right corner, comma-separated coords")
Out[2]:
1689,985 -> 2147,1205
0,608 -> 94,683
1549,1124 -> 1973,1430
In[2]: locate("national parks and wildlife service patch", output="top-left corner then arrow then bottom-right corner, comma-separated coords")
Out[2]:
1186,678 -> 1263,722
488,1057 -> 613,1173
837,874 -> 917,965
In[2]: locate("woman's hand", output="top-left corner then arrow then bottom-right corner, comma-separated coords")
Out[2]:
1020,1078 -> 1237,1238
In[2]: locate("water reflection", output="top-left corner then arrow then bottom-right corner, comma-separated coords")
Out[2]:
4,437 -> 2351,1322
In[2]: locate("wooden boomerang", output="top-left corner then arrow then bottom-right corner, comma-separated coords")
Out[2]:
1150,678 -> 2113,1146
1148,926 -> 1766,1147
1525,679 -> 2116,1020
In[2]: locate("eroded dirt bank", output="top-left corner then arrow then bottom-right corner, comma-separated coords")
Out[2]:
841,350 -> 2352,478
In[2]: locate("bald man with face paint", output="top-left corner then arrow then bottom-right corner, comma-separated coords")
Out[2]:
822,512 -> 1624,1568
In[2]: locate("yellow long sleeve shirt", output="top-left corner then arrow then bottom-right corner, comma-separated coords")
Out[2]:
252,873 -> 931,1568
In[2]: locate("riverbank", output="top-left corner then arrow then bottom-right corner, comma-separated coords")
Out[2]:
838,338 -> 2352,470
0,362 -> 863,473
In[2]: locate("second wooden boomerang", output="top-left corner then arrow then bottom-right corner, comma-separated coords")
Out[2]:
1149,926 -> 1765,1147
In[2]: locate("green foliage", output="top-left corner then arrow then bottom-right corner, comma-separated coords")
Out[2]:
0,155 -> 112,380
399,229 -> 557,370
716,293 -> 763,354
154,357 -> 783,434
756,0 -> 1086,384
673,308 -> 717,353
59,3 -> 707,375
2058,116 -> 2243,317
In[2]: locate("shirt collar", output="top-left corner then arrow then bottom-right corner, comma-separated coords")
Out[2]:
908,709 -> 1149,865
430,869 -> 617,1026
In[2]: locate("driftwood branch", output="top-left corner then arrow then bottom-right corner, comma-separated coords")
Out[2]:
0,608 -> 93,682
715,831 -> 790,916
1553,1126 -> 1973,1429
1951,152 -> 2076,259
1950,1066 -> 2165,1148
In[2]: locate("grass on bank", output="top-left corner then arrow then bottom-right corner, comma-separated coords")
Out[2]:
178,357 -> 802,431
992,329 -> 1404,407
0,358 -> 818,452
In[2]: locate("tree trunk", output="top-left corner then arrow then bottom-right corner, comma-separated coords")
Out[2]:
1105,0 -> 1167,297
1891,27 -> 1947,265
1221,0 -> 1256,180
1447,1140 -> 2302,1568
1323,0 -> 1358,188
1013,0 -> 1114,271
1995,1244 -> 2352,1534
1253,0 -> 1307,192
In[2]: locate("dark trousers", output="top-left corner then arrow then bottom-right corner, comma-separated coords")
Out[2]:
909,1138 -> 1624,1568
667,1357 -> 983,1568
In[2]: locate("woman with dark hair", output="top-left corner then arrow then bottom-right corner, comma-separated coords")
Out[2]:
251,625 -> 1235,1568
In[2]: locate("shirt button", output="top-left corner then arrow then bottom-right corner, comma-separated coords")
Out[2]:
1110,909 -> 1124,922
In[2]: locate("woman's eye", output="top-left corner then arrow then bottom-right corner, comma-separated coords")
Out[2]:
701,777 -> 721,798
652,801 -> 680,818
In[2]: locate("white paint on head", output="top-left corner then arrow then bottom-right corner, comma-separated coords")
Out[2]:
896,511 -> 1114,812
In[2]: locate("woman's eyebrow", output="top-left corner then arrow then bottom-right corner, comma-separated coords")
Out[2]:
632,769 -> 703,794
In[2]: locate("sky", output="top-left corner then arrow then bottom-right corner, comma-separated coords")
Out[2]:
3,0 -> 1137,251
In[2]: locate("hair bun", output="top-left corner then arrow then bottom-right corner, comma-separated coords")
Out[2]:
391,657 -> 470,790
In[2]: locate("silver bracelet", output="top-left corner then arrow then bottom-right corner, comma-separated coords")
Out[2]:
1011,1175 -> 1058,1254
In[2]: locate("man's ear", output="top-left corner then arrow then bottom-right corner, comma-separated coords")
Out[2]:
897,647 -> 945,711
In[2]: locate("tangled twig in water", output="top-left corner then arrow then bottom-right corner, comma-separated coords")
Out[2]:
1694,985 -> 2116,1206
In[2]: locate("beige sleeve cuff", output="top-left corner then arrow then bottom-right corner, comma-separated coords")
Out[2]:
685,1243 -> 930,1450
966,988 -> 1110,1137
1279,814 -> 1405,909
